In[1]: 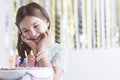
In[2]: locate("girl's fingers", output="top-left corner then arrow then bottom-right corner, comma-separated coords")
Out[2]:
21,34 -> 37,50
21,34 -> 25,42
46,30 -> 52,40
21,34 -> 31,43
45,30 -> 51,39
44,31 -> 48,40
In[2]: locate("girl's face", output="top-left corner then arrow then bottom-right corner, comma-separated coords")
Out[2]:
19,16 -> 49,44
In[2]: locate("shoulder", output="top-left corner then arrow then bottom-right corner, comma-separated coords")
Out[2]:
53,43 -> 68,57
49,42 -> 68,58
54,43 -> 67,51
51,43 -> 68,72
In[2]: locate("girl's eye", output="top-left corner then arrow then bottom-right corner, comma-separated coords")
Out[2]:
34,25 -> 39,28
23,30 -> 29,33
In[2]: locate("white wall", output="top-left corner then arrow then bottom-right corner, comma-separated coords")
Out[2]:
64,49 -> 120,80
0,0 -> 14,68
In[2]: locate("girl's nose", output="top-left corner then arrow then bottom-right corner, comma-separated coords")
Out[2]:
30,29 -> 37,38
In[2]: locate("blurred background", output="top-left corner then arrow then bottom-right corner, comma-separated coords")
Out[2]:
0,0 -> 120,80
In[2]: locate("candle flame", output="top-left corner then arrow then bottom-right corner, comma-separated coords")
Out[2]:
16,50 -> 18,56
25,51 -> 28,58
30,51 -> 34,56
9,49 -> 14,69
10,49 -> 13,56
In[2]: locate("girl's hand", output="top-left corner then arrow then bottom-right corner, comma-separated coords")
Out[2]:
21,34 -> 37,55
37,30 -> 52,52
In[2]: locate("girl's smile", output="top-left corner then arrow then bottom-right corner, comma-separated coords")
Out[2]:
32,34 -> 42,44
19,16 -> 49,44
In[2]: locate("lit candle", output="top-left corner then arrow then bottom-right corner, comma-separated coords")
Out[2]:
30,51 -> 35,67
9,49 -> 14,69
23,51 -> 28,67
15,50 -> 21,67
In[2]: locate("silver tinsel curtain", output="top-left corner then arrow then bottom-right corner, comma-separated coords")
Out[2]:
0,0 -> 120,50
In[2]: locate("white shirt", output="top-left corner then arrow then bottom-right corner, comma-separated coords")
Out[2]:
36,43 -> 68,80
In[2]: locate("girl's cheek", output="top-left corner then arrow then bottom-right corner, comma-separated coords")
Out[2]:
39,27 -> 47,33
23,34 -> 30,39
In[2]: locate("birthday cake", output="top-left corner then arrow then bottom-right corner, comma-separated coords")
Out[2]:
0,67 -> 53,80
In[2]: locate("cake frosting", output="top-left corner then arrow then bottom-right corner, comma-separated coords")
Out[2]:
0,67 -> 53,80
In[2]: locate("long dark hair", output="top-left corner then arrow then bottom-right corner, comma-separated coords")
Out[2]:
15,2 -> 50,64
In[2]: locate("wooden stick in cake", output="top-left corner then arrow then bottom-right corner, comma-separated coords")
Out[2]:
23,51 -> 28,67
9,49 -> 14,69
15,50 -> 21,67
30,51 -> 35,67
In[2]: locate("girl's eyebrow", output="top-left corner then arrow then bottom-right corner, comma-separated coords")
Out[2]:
32,22 -> 38,26
21,22 -> 38,30
21,28 -> 27,31
21,21 -> 40,31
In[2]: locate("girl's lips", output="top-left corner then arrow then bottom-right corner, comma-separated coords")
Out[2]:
33,35 -> 43,44
33,35 -> 41,44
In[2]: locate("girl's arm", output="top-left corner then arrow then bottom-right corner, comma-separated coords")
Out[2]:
20,54 -> 64,80
37,53 -> 64,80
37,31 -> 64,80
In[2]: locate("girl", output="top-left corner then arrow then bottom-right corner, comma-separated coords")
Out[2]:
15,2 -> 68,80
